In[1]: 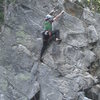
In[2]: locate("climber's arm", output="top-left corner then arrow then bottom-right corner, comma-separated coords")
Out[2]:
49,10 -> 55,15
53,10 -> 64,21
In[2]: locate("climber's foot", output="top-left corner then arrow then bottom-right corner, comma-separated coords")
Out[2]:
40,58 -> 44,63
56,38 -> 62,44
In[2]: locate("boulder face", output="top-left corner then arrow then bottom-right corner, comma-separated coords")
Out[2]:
0,0 -> 100,100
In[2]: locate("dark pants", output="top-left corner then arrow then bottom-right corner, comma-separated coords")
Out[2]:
40,30 -> 60,59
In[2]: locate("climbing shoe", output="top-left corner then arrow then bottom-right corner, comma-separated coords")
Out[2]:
40,58 -> 44,63
56,39 -> 62,44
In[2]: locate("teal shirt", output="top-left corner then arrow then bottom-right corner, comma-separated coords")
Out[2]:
44,20 -> 52,31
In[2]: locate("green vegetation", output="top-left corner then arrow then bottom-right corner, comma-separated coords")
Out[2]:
90,0 -> 100,13
77,0 -> 100,13
0,0 -> 3,4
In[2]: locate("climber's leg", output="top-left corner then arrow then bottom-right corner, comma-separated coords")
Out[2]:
52,30 -> 62,44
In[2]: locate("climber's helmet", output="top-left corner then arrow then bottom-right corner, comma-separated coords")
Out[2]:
45,14 -> 53,20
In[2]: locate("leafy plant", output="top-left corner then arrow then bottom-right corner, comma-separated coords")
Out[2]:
77,0 -> 100,13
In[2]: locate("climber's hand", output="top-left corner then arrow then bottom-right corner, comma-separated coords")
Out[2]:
61,10 -> 64,14
50,10 -> 55,13
49,9 -> 55,15
53,10 -> 64,21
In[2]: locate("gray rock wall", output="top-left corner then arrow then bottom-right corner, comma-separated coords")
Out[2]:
0,0 -> 100,100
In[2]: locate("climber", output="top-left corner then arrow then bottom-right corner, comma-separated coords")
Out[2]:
40,10 -> 64,62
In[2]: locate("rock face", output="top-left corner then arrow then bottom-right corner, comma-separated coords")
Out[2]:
0,0 -> 100,100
